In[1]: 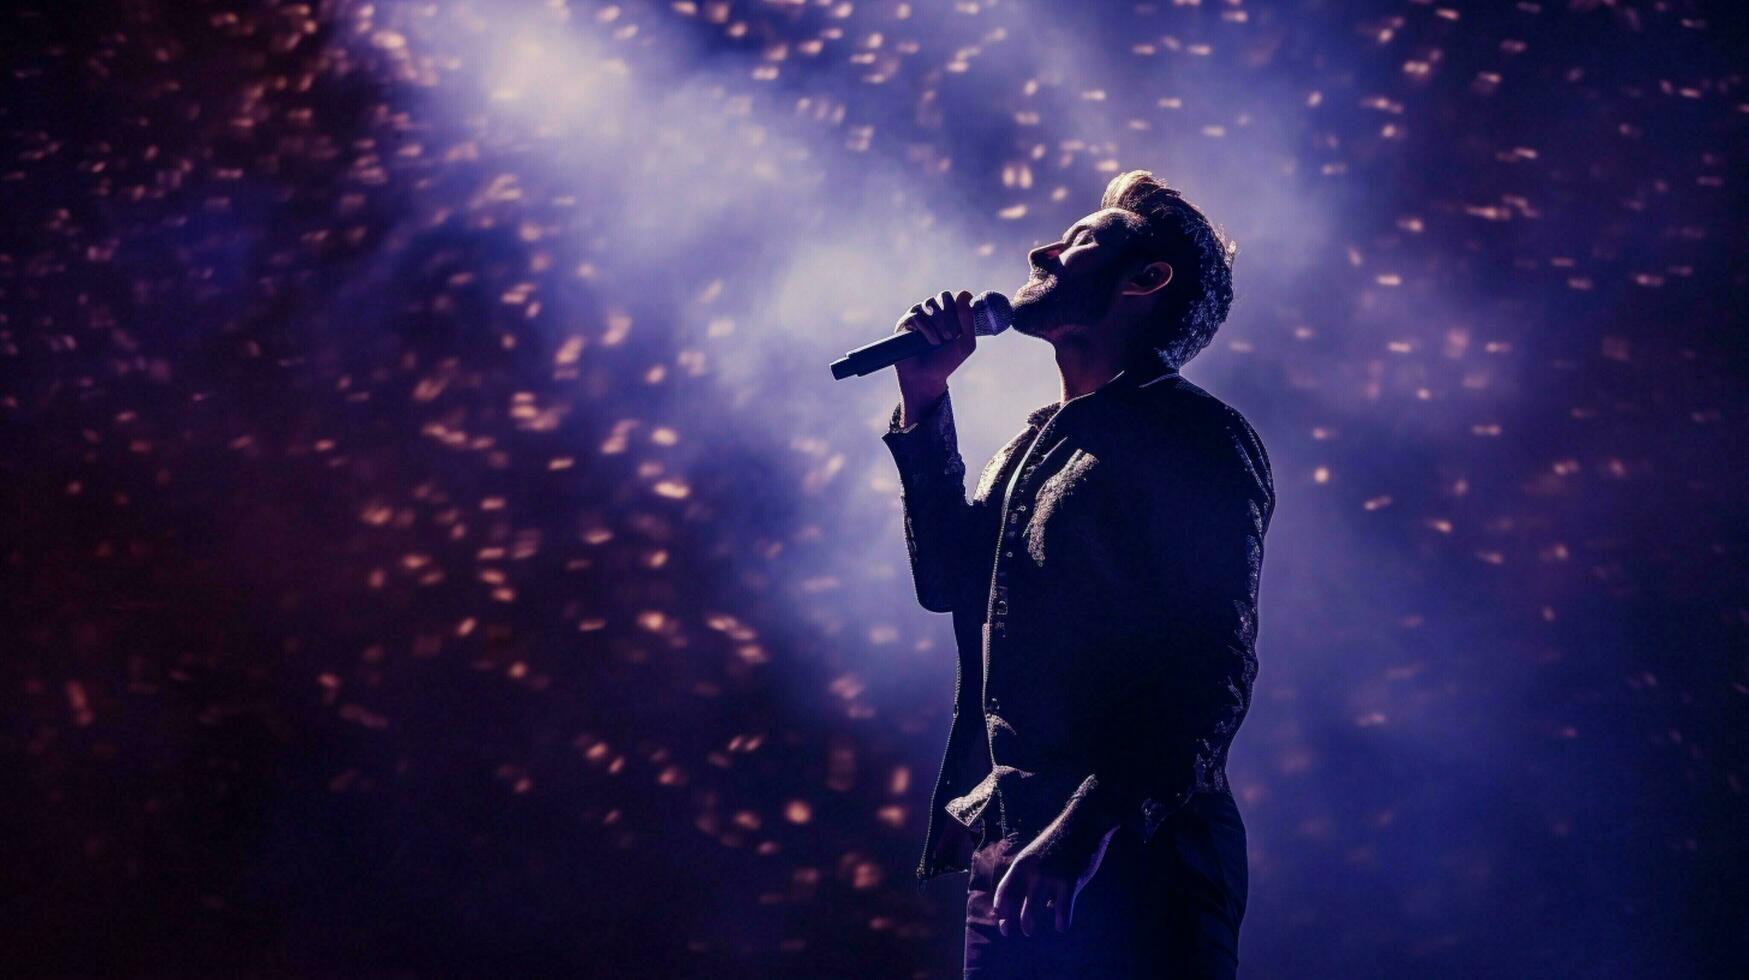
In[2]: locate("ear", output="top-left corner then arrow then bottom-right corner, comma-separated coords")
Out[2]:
1121,260 -> 1173,298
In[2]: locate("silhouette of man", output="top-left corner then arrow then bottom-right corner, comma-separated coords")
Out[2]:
882,170 -> 1273,978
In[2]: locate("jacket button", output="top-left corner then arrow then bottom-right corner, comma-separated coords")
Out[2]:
1015,503 -> 1028,512
994,601 -> 1008,615
1004,550 -> 1013,558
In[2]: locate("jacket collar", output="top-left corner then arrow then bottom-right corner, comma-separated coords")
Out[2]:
1023,348 -> 1180,427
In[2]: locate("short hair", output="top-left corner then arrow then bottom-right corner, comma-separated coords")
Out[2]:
1100,170 -> 1237,368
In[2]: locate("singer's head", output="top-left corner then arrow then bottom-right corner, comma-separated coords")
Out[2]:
1010,170 -> 1236,370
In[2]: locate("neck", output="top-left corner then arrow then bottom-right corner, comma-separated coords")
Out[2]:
1052,333 -> 1132,402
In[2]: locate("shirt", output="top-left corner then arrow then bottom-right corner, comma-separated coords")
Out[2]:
881,349 -> 1275,881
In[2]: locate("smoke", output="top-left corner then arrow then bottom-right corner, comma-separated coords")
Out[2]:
5,0 -> 1730,974
324,0 -> 1542,835
325,0 -> 1612,956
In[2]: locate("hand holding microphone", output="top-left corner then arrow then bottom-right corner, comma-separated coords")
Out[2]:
828,289 -> 1012,390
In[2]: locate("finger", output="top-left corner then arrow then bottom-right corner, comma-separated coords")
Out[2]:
908,303 -> 940,344
920,295 -> 946,343
1018,880 -> 1040,938
992,865 -> 1026,939
1063,886 -> 1078,934
936,290 -> 959,338
993,879 -> 1013,939
954,289 -> 975,340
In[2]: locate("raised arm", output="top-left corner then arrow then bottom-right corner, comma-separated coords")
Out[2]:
882,388 -> 983,614
879,289 -> 983,614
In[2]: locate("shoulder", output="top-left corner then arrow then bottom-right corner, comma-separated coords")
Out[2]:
1126,375 -> 1274,510
1129,375 -> 1265,455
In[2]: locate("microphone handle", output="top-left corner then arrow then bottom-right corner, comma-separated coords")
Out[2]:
829,327 -> 936,380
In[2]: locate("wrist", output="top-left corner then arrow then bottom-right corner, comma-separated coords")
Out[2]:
1057,775 -> 1125,844
1024,784 -> 1122,878
898,382 -> 948,429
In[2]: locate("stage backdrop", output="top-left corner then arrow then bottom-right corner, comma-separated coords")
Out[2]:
2,1 -> 1745,977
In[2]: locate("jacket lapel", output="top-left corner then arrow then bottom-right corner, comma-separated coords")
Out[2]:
973,411 -> 1052,504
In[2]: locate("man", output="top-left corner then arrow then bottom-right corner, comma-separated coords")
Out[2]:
881,170 -> 1273,978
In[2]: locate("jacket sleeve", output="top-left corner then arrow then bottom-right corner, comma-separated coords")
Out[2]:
880,389 -> 983,615
1071,416 -> 1274,844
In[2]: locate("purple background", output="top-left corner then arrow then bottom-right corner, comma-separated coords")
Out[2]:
3,1 -> 1745,976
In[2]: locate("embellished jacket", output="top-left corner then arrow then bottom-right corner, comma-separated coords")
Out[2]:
881,352 -> 1274,882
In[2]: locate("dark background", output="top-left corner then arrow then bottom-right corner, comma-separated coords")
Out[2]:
3,0 -> 1745,976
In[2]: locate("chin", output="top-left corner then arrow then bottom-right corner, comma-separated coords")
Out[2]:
1012,282 -> 1045,309
1007,303 -> 1051,337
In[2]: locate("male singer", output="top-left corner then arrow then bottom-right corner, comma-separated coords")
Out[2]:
881,170 -> 1273,978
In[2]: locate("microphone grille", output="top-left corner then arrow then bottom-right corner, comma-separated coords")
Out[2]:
972,290 -> 1013,336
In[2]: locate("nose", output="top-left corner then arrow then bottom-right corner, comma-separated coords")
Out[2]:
1028,240 -> 1063,270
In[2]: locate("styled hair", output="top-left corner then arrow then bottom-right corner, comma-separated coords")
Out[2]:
1100,170 -> 1237,368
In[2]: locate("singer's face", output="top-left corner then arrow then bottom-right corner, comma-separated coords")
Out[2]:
1010,208 -> 1138,341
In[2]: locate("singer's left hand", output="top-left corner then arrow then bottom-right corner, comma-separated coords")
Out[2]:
990,808 -> 1118,938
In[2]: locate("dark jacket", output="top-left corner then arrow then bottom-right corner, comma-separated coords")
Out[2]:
882,350 -> 1274,882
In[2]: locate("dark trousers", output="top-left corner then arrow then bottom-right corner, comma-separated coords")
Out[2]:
963,790 -> 1248,979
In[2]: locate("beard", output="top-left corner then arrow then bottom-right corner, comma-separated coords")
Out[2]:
1010,260 -> 1125,340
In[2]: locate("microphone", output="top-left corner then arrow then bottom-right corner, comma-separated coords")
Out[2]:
830,291 -> 1012,380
